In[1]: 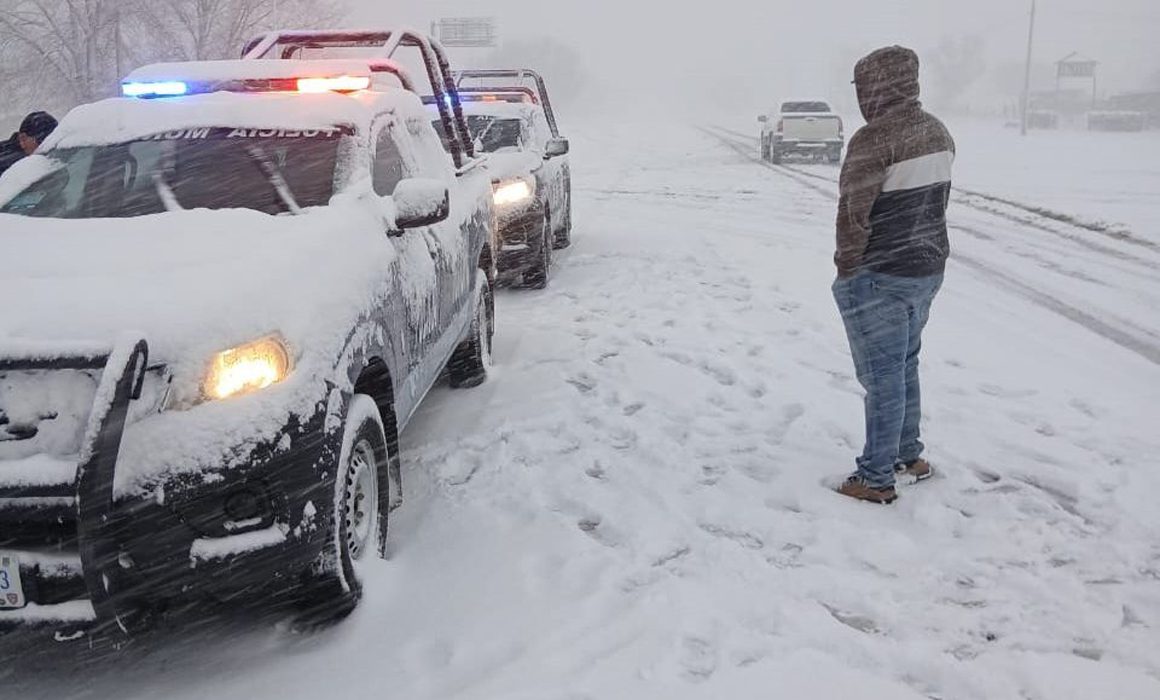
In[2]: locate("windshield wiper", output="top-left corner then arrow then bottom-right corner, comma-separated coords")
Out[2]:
152,173 -> 183,212
473,120 -> 503,153
243,145 -> 302,215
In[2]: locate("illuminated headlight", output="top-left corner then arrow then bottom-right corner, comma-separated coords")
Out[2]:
203,335 -> 291,401
493,179 -> 534,207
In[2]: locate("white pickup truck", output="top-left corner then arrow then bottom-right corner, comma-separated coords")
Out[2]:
759,99 -> 844,164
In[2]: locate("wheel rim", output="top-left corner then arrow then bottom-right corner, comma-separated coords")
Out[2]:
344,438 -> 378,562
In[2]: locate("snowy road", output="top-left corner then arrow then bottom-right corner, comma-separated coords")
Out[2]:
7,121 -> 1160,699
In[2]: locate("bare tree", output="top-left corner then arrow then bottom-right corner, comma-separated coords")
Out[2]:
127,0 -> 345,63
0,0 -> 122,106
0,0 -> 346,126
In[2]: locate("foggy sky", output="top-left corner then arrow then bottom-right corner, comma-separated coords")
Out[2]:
354,0 -> 1159,117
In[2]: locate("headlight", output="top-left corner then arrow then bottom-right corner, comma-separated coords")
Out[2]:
493,179 -> 534,207
203,335 -> 291,401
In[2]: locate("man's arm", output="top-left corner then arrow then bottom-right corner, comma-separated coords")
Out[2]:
834,128 -> 888,277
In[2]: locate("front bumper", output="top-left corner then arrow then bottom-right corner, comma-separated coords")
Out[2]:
775,138 -> 843,153
0,338 -> 337,636
495,206 -> 546,275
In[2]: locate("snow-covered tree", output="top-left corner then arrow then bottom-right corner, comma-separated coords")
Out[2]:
0,0 -> 123,107
0,0 -> 346,127
127,0 -> 345,63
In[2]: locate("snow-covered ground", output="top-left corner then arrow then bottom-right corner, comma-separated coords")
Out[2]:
6,119 -> 1160,699
951,120 -> 1160,243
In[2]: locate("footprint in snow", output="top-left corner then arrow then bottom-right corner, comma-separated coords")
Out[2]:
622,401 -> 646,416
969,466 -> 1002,483
679,637 -> 718,682
821,603 -> 880,635
978,383 -> 1037,399
566,373 -> 598,395
699,523 -> 764,550
697,360 -> 736,387
577,517 -> 619,548
766,403 -> 805,445
585,461 -> 607,480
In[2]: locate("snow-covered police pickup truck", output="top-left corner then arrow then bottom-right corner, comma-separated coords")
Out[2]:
438,70 -> 572,289
0,29 -> 495,638
759,99 -> 844,164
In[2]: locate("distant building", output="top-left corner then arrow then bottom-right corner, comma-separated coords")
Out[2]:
1106,91 -> 1160,129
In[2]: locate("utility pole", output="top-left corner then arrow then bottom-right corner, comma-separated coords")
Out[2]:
115,9 -> 123,80
1020,0 -> 1037,136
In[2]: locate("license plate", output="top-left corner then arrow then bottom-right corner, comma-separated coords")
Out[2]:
0,553 -> 26,609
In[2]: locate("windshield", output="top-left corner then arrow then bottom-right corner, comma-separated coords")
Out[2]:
0,128 -> 342,219
782,101 -> 831,113
433,115 -> 524,154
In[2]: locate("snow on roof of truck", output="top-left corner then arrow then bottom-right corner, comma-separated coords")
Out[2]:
125,59 -> 380,84
778,99 -> 836,115
41,81 -> 426,150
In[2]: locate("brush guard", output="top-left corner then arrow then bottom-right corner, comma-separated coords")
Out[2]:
0,335 -> 149,637
453,69 -> 562,138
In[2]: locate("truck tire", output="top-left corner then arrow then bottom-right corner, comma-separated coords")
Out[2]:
554,192 -> 572,249
296,395 -> 387,627
448,274 -> 494,388
521,212 -> 552,290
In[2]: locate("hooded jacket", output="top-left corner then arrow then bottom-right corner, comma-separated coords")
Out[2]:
0,133 -> 23,178
835,46 -> 955,277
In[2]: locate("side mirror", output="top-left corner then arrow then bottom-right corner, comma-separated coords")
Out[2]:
544,137 -> 570,159
392,178 -> 450,230
757,115 -> 768,123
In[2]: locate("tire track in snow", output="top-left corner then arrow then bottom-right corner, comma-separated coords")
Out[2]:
698,125 -> 1160,367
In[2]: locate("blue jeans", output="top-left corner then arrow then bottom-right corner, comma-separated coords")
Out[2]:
832,271 -> 943,488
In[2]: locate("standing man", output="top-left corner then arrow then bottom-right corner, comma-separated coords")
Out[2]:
831,46 -> 955,504
0,111 -> 58,178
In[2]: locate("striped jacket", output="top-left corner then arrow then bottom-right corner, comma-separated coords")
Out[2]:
835,47 -> 955,278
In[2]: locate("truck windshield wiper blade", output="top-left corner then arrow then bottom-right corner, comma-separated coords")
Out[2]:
152,173 -> 183,212
243,144 -> 302,215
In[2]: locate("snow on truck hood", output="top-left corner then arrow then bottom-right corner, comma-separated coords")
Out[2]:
1,203 -> 401,494
0,205 -> 391,372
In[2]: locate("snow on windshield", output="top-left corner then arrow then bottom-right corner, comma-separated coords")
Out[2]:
2,129 -> 343,218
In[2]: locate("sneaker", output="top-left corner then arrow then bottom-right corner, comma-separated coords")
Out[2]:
895,458 -> 934,483
836,475 -> 898,504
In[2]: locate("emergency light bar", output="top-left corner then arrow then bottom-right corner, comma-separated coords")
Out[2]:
120,75 -> 370,98
122,81 -> 189,98
296,76 -> 371,93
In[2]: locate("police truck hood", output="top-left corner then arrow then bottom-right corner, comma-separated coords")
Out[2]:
0,205 -> 393,373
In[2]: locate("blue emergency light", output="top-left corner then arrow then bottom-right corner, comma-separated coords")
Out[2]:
121,81 -> 190,98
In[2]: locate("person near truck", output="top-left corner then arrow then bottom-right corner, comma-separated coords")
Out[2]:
0,111 -> 58,178
831,46 -> 955,504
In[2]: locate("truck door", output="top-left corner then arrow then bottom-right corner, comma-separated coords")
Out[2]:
373,121 -> 439,405
403,115 -> 478,348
